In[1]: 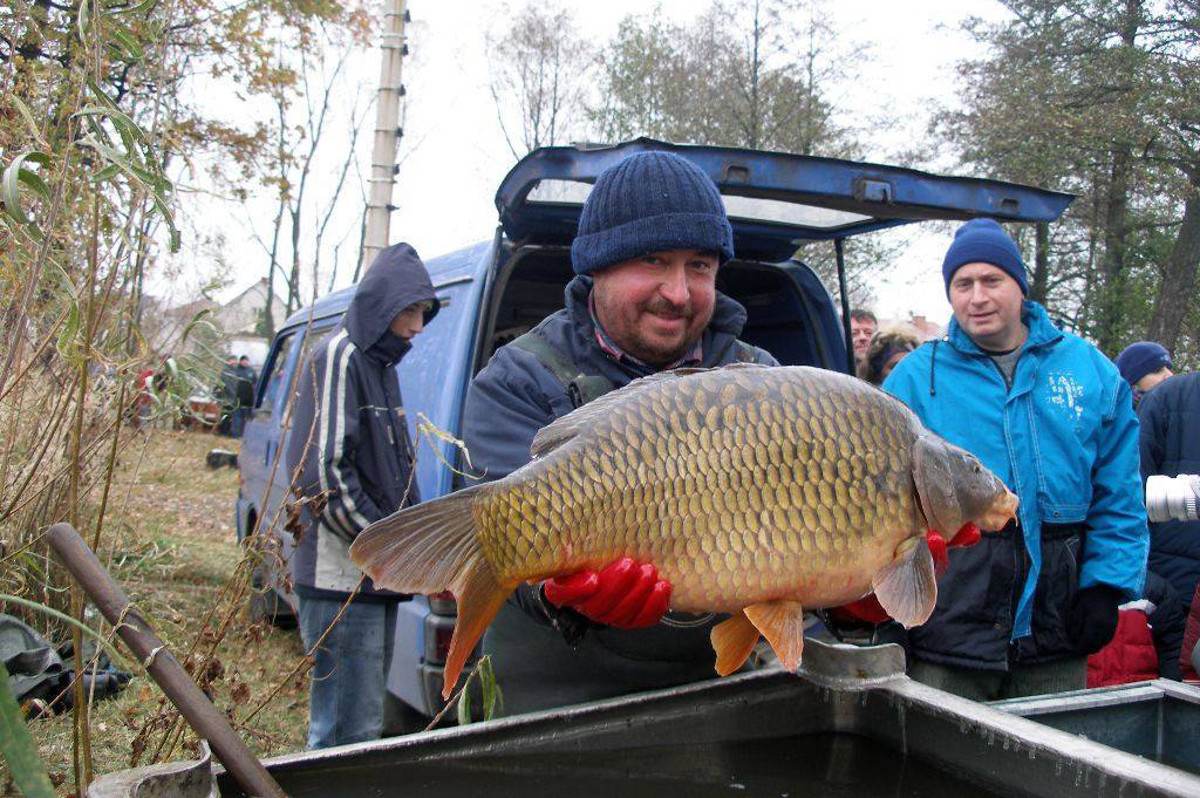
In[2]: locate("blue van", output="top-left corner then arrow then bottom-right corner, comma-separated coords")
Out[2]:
236,138 -> 1071,719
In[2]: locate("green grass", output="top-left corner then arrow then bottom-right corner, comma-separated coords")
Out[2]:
12,429 -> 309,794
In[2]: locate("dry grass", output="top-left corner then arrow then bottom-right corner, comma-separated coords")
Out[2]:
17,428 -> 308,793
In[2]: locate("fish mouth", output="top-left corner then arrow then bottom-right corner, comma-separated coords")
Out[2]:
977,489 -> 1019,531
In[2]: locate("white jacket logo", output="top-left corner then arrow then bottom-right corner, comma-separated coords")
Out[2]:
1047,371 -> 1085,421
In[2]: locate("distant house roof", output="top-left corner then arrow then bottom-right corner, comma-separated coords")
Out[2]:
213,278 -> 286,336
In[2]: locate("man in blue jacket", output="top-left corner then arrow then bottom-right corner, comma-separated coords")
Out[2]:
462,151 -> 777,714
882,219 -> 1148,699
286,243 -> 438,747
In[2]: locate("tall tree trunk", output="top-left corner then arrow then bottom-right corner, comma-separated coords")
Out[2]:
1030,221 -> 1050,304
1097,145 -> 1132,354
1096,0 -> 1142,354
1147,179 -> 1200,352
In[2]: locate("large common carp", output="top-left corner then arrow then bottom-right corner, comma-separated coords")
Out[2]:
351,364 -> 1017,698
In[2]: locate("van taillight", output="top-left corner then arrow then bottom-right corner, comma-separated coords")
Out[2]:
433,625 -> 453,663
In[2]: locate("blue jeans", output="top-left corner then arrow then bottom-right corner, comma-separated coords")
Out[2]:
298,595 -> 397,749
230,406 -> 251,438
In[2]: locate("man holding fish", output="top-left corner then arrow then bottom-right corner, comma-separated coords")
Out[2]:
352,151 -> 1021,715
456,150 -> 779,714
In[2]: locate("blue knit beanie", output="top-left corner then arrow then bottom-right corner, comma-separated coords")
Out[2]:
570,151 -> 734,275
1115,341 -> 1171,387
941,218 -> 1028,296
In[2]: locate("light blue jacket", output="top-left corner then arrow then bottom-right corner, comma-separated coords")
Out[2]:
883,301 -> 1147,641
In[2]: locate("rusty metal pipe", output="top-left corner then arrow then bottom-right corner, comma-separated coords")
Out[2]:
47,523 -> 287,798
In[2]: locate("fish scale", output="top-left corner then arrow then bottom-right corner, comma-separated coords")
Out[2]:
352,364 -> 1019,697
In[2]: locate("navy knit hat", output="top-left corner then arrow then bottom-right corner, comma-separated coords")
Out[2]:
570,151 -> 734,275
1115,341 -> 1171,387
941,218 -> 1028,296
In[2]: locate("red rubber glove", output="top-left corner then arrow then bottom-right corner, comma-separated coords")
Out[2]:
543,557 -> 671,629
948,521 -> 981,548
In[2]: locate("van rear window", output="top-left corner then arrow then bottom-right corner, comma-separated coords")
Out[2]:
524,179 -> 871,230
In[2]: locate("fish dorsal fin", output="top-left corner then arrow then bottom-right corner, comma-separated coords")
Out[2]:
529,366 -> 709,458
871,535 -> 937,628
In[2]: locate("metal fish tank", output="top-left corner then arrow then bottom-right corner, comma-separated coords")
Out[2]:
88,640 -> 1200,798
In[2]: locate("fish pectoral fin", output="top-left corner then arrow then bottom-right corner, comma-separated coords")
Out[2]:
441,557 -> 509,701
710,612 -> 760,676
743,600 -> 806,672
871,535 -> 937,629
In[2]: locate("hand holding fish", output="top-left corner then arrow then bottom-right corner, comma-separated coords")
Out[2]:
543,557 -> 672,629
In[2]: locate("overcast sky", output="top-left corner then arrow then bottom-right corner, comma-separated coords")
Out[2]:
160,0 -> 1015,324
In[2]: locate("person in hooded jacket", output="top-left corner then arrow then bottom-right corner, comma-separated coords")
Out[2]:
461,150 -> 777,715
286,243 -> 438,748
882,218 -> 1148,700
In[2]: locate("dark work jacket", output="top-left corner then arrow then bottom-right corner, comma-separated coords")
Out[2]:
462,275 -> 777,714
1138,373 -> 1200,608
286,243 -> 438,600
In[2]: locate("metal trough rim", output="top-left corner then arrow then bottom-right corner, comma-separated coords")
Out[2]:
245,669 -> 1200,797
90,642 -> 1200,797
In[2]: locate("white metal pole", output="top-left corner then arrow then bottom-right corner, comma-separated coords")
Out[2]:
359,0 -> 408,276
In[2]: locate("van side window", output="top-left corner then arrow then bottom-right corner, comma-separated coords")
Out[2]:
275,324 -> 337,416
258,332 -> 296,411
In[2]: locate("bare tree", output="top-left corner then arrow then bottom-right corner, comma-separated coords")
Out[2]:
250,34 -> 375,319
486,2 -> 594,159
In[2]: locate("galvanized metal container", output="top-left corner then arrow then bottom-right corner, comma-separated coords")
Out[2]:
89,641 -> 1200,797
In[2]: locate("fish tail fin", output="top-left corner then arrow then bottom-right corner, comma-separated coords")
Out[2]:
349,485 -> 509,698
443,559 -> 508,699
710,612 -> 760,676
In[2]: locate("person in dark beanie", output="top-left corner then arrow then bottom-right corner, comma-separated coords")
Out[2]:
880,218 -> 1147,700
461,149 -> 777,714
1116,341 -> 1173,406
286,243 -> 438,748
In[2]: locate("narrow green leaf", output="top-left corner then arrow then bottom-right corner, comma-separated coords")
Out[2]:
93,164 -> 121,182
76,103 -> 148,146
16,170 -> 51,202
109,24 -> 144,61
9,97 -> 44,145
112,0 -> 160,15
77,0 -> 91,41
0,659 -> 57,798
1,152 -> 52,226
151,191 -> 181,252
456,680 -> 472,726
58,301 -> 81,356
85,78 -> 120,111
